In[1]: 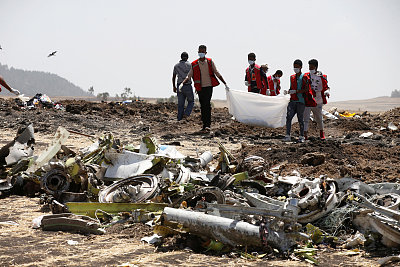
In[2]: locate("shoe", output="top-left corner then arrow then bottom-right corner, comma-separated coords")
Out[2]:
283,135 -> 291,142
200,127 -> 211,133
320,130 -> 326,140
298,136 -> 305,143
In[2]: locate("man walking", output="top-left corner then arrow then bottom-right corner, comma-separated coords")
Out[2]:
245,53 -> 268,94
267,70 -> 283,96
284,59 -> 316,142
181,45 -> 229,132
172,52 -> 194,121
304,59 -> 330,140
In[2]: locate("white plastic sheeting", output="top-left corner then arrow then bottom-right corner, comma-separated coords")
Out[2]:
226,89 -> 293,128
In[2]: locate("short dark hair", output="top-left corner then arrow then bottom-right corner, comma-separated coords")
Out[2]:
248,52 -> 256,59
294,59 -> 302,67
181,52 -> 188,60
275,70 -> 283,76
198,45 -> 207,51
308,59 -> 318,68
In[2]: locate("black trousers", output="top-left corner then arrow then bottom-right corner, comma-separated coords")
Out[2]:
198,86 -> 213,129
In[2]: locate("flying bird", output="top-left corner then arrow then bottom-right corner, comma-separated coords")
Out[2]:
48,51 -> 57,57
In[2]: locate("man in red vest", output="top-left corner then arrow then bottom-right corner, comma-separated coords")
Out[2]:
284,59 -> 316,142
304,59 -> 330,140
267,70 -> 283,96
245,53 -> 268,94
180,45 -> 229,133
0,76 -> 20,95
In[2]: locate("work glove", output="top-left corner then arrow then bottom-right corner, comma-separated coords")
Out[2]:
10,88 -> 20,96
244,81 -> 249,86
178,83 -> 184,92
324,90 -> 330,97
289,90 -> 297,94
283,90 -> 288,95
225,84 -> 230,91
266,89 -> 270,96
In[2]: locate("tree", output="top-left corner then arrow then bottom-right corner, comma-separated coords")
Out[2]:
97,92 -> 110,101
121,87 -> 132,100
115,93 -> 120,100
88,86 -> 94,95
391,89 -> 400,98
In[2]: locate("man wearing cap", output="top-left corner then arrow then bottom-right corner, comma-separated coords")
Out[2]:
172,52 -> 194,121
245,53 -> 268,94
180,45 -> 229,132
0,76 -> 20,96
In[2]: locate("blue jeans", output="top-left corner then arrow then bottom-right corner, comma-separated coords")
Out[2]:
177,83 -> 194,121
286,101 -> 305,136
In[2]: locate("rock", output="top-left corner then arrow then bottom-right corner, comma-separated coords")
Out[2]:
301,153 -> 326,166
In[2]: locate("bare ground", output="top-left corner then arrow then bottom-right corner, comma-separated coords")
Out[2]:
0,98 -> 400,266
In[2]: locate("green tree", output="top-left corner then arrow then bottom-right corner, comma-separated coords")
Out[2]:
97,92 -> 110,101
121,87 -> 132,100
391,89 -> 400,98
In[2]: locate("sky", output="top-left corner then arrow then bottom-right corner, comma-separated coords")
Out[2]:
0,0 -> 399,101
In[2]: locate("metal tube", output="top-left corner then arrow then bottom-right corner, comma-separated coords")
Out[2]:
163,207 -> 262,247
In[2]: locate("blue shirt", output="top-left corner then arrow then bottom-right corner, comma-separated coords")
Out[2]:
295,73 -> 305,104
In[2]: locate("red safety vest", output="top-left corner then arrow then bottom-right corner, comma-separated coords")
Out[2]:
191,58 -> 220,92
290,74 -> 317,107
246,64 -> 263,93
267,76 -> 281,96
305,72 -> 329,104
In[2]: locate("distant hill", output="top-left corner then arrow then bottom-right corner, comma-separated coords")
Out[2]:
0,63 -> 89,97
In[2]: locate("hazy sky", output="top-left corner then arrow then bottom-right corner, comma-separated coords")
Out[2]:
0,0 -> 399,101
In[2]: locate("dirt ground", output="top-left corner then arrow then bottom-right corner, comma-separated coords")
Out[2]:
0,98 -> 399,266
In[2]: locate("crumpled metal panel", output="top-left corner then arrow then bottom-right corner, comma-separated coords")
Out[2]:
0,124 -> 35,166
98,174 -> 159,203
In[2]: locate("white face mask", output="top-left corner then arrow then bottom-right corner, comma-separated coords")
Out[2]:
294,68 -> 301,74
248,60 -> 255,65
310,69 -> 316,74
198,52 -> 206,58
275,76 -> 280,80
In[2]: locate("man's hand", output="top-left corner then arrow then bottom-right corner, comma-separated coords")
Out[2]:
173,86 -> 177,93
225,84 -> 230,91
324,90 -> 330,97
289,90 -> 297,94
266,89 -> 270,96
283,90 -> 288,95
10,88 -> 20,95
244,81 -> 249,86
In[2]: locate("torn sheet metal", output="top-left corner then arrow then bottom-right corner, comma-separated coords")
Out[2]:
98,175 -> 159,203
27,126 -> 70,172
32,213 -> 105,234
104,151 -> 154,180
0,124 -> 35,166
162,207 -> 262,247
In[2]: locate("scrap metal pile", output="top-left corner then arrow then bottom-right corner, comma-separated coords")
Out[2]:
1,125 -> 399,263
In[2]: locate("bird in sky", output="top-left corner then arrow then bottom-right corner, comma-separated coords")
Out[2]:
48,51 -> 57,57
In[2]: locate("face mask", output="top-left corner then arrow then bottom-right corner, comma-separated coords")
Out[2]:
275,76 -> 280,80
198,53 -> 206,58
294,68 -> 300,74
310,69 -> 316,74
248,60 -> 255,65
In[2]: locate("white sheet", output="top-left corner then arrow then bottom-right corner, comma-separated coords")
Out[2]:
226,89 -> 294,128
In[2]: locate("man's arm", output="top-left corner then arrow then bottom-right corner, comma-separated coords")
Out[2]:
180,67 -> 193,85
211,61 -> 226,85
0,76 -> 12,92
172,73 -> 177,93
